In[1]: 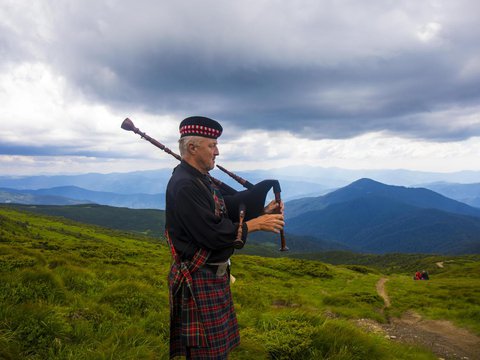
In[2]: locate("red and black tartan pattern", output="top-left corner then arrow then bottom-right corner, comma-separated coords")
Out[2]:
166,230 -> 240,359
209,179 -> 227,217
169,265 -> 240,359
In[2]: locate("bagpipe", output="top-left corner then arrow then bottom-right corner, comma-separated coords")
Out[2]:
121,118 -> 288,251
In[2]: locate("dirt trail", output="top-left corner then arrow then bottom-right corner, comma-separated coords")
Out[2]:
373,277 -> 480,360
376,277 -> 390,310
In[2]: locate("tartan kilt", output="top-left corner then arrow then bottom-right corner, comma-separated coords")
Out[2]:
169,263 -> 240,359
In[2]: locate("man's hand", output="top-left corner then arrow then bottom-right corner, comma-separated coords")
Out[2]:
263,199 -> 284,214
246,213 -> 284,234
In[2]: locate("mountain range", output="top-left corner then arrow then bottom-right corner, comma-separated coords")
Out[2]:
0,186 -> 164,209
421,182 -> 480,208
286,178 -> 480,219
0,168 -> 331,197
3,166 -> 480,200
285,178 -> 480,254
3,169 -> 480,254
0,187 -> 91,206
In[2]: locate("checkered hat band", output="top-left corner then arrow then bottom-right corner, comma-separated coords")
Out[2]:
180,125 -> 221,137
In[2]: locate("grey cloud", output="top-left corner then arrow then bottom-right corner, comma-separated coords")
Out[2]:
3,0 -> 480,141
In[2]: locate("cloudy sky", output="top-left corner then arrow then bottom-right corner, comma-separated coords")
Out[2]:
1,0 -> 480,176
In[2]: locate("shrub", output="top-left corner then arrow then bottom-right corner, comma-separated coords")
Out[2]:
458,308 -> 480,323
67,303 -> 116,337
234,284 -> 270,310
350,292 -> 383,305
313,320 -> 385,359
323,294 -> 352,306
48,257 -> 68,269
243,312 -> 325,360
263,258 -> 334,279
1,268 -> 66,304
99,281 -> 164,316
86,326 -> 168,360
245,319 -> 316,360
0,254 -> 36,272
343,265 -> 378,274
323,292 -> 383,307
56,265 -> 104,294
3,303 -> 68,358
143,311 -> 170,340
0,329 -> 22,360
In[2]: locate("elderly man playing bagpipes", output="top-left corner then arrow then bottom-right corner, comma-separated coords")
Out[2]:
121,115 -> 286,359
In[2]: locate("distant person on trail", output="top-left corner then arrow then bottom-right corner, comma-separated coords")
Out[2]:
165,116 -> 284,359
414,271 -> 422,280
421,270 -> 429,280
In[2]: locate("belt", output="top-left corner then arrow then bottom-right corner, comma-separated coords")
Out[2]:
203,261 -> 229,276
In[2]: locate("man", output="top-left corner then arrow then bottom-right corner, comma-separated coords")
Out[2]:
421,270 -> 429,280
166,116 -> 284,359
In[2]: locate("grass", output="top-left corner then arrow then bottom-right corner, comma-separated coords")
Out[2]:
295,250 -> 480,275
1,206 -> 475,359
385,260 -> 480,334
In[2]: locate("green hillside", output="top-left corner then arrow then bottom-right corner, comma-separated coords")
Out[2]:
4,204 -> 345,254
0,189 -> 88,206
386,260 -> 480,332
296,250 -> 480,275
2,207 -> 478,359
6,204 -> 166,238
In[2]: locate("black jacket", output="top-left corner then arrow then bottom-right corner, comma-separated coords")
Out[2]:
165,160 -> 244,262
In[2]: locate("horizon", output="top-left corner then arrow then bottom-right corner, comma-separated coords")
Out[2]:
1,1 -> 480,176
2,164 -> 480,187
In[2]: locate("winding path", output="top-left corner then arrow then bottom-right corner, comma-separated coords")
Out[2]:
375,277 -> 480,360
376,277 -> 390,310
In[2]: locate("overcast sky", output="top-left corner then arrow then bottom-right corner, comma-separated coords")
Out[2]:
1,0 -> 480,176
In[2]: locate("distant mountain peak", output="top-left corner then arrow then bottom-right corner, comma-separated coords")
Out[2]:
349,178 -> 384,187
286,177 -> 480,254
343,178 -> 413,194
325,178 -> 390,200
287,176 -> 480,220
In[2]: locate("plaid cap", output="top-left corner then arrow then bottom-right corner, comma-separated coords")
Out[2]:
179,116 -> 223,139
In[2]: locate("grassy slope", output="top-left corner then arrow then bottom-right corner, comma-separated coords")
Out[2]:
295,250 -> 480,274
5,203 -> 166,238
385,259 -> 480,334
0,207 -> 466,359
4,204 -> 345,255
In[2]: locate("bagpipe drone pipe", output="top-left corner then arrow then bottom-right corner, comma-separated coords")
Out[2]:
121,118 -> 288,251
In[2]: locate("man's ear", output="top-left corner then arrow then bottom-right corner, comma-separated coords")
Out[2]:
187,142 -> 197,155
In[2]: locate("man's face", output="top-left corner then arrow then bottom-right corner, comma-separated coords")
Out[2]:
193,138 -> 219,173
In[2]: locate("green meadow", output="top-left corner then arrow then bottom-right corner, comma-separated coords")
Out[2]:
1,206 -> 478,359
385,261 -> 480,334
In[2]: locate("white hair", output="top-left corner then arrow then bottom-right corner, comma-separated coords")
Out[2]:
179,136 -> 203,157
